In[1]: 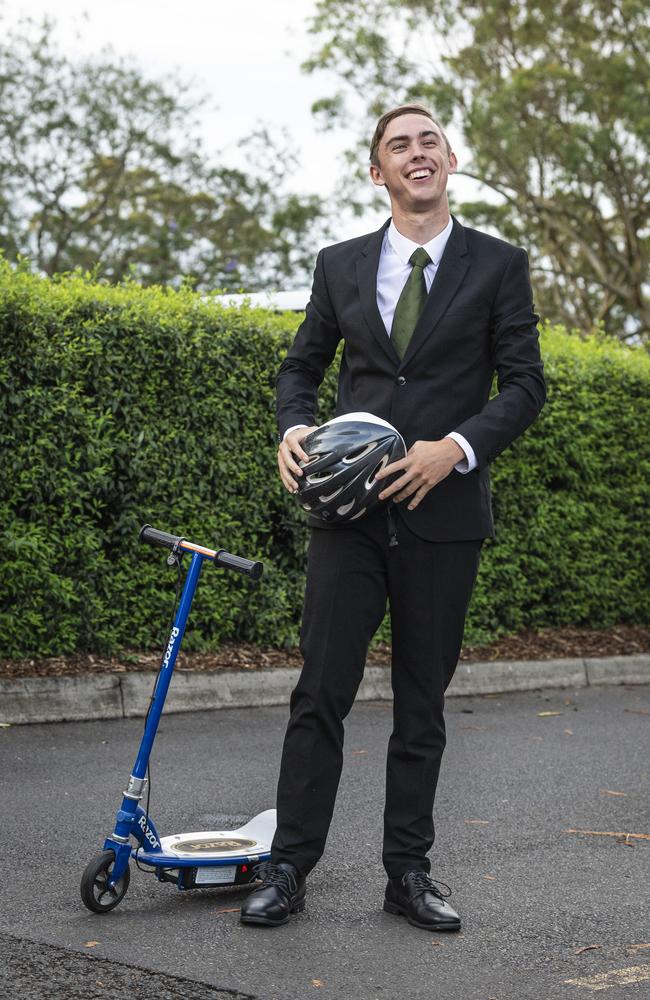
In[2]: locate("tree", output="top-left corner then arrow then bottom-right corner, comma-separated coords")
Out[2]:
304,0 -> 649,341
0,17 -> 326,289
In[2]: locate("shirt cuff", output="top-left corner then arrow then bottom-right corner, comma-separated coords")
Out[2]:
445,432 -> 477,473
282,424 -> 309,441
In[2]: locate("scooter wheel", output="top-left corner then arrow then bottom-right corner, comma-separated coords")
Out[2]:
80,850 -> 130,913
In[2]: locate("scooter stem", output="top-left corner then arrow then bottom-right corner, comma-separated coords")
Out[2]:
109,550 -> 205,846
133,550 -> 205,778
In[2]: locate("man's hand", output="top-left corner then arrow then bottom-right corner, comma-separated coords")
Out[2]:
376,438 -> 464,510
278,426 -> 318,493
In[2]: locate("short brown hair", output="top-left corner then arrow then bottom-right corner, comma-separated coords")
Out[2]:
369,105 -> 451,166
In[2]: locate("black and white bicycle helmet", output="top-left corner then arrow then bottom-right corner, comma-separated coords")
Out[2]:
296,412 -> 406,524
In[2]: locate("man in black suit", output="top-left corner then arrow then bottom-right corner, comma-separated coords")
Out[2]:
240,105 -> 545,930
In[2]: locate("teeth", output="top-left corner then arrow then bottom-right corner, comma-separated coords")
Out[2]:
409,169 -> 431,179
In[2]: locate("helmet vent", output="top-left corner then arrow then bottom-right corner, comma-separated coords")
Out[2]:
342,442 -> 377,464
306,470 -> 334,485
366,454 -> 390,489
319,487 -> 344,503
336,499 -> 355,517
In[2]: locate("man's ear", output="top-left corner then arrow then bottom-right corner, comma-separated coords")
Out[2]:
448,151 -> 458,174
369,164 -> 385,188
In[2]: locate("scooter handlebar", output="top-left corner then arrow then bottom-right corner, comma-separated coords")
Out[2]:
139,525 -> 183,550
139,525 -> 263,580
215,550 -> 263,581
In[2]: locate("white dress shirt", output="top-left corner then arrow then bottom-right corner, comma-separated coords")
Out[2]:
376,219 -> 477,474
284,217 -> 477,474
376,218 -> 453,333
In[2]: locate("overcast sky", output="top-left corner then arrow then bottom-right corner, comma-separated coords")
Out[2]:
4,0 -> 478,245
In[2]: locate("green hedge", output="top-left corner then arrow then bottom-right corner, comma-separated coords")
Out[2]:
470,326 -> 650,638
1,260 -> 648,658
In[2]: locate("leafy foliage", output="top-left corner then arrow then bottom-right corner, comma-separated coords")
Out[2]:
0,17 -> 326,290
304,0 -> 650,341
465,326 -> 650,641
1,263 -> 648,658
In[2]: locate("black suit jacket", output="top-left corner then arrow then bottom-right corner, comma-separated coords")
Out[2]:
276,217 -> 546,541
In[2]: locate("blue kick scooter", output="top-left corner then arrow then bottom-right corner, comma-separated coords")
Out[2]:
80,525 -> 276,913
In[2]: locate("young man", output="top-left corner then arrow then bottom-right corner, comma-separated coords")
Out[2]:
241,105 -> 546,930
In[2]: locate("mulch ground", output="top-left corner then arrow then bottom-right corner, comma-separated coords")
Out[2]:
1,625 -> 648,681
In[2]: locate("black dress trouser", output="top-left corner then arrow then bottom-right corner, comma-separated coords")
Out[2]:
270,504 -> 482,879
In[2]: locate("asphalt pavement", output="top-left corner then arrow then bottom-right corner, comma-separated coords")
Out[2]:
1,685 -> 649,1000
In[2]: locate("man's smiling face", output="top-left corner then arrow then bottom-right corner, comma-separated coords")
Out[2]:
370,113 -> 457,212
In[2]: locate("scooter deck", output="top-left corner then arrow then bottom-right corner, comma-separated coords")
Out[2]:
133,808 -> 276,868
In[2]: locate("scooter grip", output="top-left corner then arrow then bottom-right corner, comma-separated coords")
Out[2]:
139,524 -> 183,550
215,550 -> 263,580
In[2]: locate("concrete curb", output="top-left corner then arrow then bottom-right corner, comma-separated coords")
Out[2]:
1,654 -> 648,726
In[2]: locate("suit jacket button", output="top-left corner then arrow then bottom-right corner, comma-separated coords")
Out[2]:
396,376 -> 407,386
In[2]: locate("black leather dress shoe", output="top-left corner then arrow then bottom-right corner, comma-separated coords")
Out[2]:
240,861 -> 306,927
383,870 -> 461,931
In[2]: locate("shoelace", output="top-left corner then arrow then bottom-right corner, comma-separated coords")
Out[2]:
252,861 -> 298,896
402,870 -> 452,899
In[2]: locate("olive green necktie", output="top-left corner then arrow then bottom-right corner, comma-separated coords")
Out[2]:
390,247 -> 432,360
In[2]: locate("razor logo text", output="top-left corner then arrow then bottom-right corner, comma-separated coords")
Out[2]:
138,815 -> 159,849
163,627 -> 180,669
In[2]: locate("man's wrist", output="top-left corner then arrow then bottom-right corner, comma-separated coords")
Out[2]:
280,423 -> 309,444
445,432 -> 477,473
442,437 -> 464,463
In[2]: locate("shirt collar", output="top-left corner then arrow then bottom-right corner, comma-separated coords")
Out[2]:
386,216 -> 453,266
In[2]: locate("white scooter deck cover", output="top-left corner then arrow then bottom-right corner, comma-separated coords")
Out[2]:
159,808 -> 276,862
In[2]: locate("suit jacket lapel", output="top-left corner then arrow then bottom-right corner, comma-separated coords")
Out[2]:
400,217 -> 470,369
355,219 -> 401,366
